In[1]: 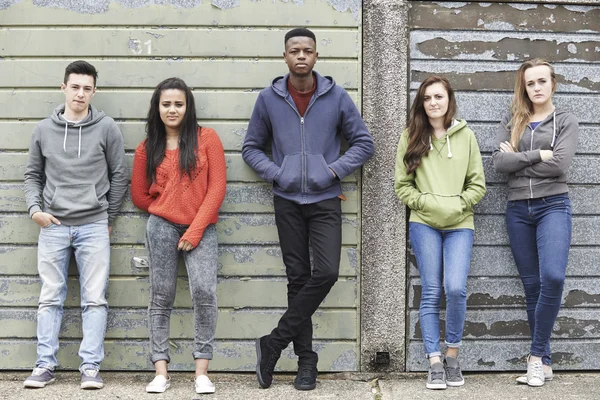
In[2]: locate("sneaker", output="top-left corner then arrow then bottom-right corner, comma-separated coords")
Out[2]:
294,364 -> 317,391
525,356 -> 545,387
255,335 -> 281,389
195,375 -> 216,394
80,369 -> 104,389
146,375 -> 171,393
516,366 -> 553,384
426,362 -> 447,390
23,367 -> 55,388
444,356 -> 464,387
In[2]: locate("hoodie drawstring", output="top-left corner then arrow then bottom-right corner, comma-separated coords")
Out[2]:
63,123 -> 68,153
63,123 -> 83,158
550,112 -> 557,149
446,134 -> 453,158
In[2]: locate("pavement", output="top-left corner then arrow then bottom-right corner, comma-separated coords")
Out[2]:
1,371 -> 599,400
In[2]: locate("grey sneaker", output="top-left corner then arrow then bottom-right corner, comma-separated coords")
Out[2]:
23,368 -> 55,388
81,369 -> 104,389
426,362 -> 447,390
444,356 -> 464,387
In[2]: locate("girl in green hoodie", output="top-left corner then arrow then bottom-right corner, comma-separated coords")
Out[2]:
395,76 -> 486,390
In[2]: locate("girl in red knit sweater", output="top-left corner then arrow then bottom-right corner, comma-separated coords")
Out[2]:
131,78 -> 226,395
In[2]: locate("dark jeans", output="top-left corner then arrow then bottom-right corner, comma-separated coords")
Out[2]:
506,193 -> 572,365
269,195 -> 342,366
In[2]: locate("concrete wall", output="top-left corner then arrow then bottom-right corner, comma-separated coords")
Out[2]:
0,0 -> 363,371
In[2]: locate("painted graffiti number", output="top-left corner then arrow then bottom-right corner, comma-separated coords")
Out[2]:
130,39 -> 152,55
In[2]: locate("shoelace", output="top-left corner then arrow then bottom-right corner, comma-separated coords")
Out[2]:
430,369 -> 444,381
445,365 -> 461,380
529,362 -> 543,379
32,368 -> 48,376
299,366 -> 314,381
84,369 -> 99,378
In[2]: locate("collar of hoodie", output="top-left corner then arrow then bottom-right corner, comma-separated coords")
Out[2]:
63,122 -> 82,158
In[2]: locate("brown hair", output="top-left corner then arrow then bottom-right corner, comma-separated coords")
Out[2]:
403,76 -> 457,175
508,58 -> 557,149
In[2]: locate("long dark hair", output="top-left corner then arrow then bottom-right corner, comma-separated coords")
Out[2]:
403,75 -> 457,175
145,77 -> 200,182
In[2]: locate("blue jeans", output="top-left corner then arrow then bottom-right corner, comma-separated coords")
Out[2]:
409,222 -> 474,358
506,193 -> 572,365
35,220 -> 110,373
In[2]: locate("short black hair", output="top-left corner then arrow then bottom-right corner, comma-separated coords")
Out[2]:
64,60 -> 98,87
284,28 -> 317,48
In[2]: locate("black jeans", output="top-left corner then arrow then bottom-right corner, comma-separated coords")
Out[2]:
269,195 -> 342,366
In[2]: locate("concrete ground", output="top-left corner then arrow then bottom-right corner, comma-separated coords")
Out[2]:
0,371 -> 599,400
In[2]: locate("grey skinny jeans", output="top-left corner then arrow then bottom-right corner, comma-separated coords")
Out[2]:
146,214 -> 218,363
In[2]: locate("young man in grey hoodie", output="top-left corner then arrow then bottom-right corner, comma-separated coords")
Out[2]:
23,60 -> 128,390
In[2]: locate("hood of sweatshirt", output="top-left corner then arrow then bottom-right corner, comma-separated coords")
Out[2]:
271,71 -> 335,99
49,104 -> 106,158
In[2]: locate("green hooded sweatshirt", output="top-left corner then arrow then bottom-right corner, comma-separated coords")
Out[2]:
394,119 -> 486,230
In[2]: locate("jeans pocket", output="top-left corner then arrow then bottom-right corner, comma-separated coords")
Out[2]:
542,193 -> 568,205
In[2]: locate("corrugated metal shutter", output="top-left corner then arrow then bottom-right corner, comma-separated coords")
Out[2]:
0,0 -> 362,371
407,1 -> 600,371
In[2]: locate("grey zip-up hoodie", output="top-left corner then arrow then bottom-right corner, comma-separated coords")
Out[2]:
492,109 -> 579,201
24,104 -> 128,225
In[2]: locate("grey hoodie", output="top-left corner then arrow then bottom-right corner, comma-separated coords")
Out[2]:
24,104 -> 128,225
492,109 -> 579,201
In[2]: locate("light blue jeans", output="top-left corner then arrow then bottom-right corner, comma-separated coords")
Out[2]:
409,222 -> 474,358
35,219 -> 110,373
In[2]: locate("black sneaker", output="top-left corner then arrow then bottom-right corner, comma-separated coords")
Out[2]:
294,364 -> 317,391
255,335 -> 281,389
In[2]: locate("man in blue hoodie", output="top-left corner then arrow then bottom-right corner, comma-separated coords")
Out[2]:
242,28 -> 374,391
23,61 -> 127,390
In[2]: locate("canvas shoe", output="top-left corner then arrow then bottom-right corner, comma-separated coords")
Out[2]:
146,375 -> 171,393
23,368 -> 55,388
426,362 -> 447,390
517,364 -> 553,384
525,355 -> 545,387
255,335 -> 281,389
294,364 -> 317,391
80,369 -> 104,389
444,356 -> 464,387
195,375 -> 216,394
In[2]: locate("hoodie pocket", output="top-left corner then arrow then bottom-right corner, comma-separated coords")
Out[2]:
49,184 -> 101,213
417,193 -> 465,229
274,154 -> 302,193
306,154 -> 335,193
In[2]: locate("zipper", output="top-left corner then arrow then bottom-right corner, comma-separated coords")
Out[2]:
529,125 -> 535,199
283,91 -> 321,204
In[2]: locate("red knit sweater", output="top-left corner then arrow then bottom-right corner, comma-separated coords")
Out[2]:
131,127 -> 226,248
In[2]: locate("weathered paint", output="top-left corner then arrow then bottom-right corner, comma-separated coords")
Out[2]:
0,309 -> 358,339
0,245 -> 358,277
407,1 -> 600,372
0,60 -> 359,89
0,0 -> 359,26
410,2 -> 600,33
0,340 -> 358,371
0,90 -> 358,120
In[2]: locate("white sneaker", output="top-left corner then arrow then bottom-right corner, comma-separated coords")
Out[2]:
195,375 -> 215,394
146,375 -> 170,393
526,356 -> 545,387
516,366 -> 553,384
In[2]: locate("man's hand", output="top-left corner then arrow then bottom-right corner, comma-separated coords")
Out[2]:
178,240 -> 194,252
32,212 -> 61,228
329,168 -> 337,178
108,226 -> 113,236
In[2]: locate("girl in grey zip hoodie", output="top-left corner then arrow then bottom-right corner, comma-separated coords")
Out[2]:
492,59 -> 579,388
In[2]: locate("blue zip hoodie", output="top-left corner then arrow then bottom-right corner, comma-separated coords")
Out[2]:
242,71 -> 374,204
